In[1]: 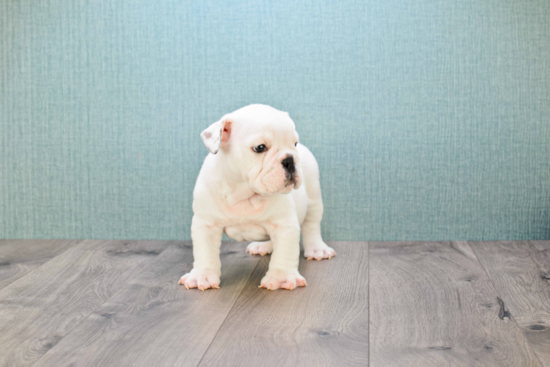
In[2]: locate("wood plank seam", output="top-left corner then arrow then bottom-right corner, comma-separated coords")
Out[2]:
195,256 -> 264,367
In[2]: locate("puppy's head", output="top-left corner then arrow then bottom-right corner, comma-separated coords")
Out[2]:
201,104 -> 302,196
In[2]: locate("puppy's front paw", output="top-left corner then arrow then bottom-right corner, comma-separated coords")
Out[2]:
260,269 -> 307,291
304,243 -> 337,261
246,241 -> 273,256
178,268 -> 220,291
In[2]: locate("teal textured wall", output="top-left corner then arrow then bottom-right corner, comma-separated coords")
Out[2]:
1,0 -> 549,241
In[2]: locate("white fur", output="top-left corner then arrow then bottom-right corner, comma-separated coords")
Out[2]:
179,104 -> 335,291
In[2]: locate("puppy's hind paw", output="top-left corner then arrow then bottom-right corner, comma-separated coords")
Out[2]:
179,268 -> 220,291
304,243 -> 337,261
246,241 -> 273,256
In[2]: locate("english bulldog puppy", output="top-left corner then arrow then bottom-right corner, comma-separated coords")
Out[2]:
179,104 -> 335,291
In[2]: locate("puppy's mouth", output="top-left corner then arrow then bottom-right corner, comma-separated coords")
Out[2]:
285,176 -> 298,189
285,170 -> 297,182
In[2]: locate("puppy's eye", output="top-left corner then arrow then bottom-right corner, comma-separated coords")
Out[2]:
253,144 -> 267,153
295,142 -> 298,147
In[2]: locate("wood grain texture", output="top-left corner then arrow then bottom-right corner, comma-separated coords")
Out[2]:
199,242 -> 369,367
2,239 -> 549,367
0,240 -> 77,290
33,241 -> 261,367
369,241 -> 541,367
472,241 -> 550,366
0,240 -> 171,367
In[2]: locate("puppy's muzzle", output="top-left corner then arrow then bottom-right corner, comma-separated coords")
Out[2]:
281,156 -> 297,183
282,156 -> 295,173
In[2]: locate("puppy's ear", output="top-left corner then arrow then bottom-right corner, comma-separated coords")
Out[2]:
200,119 -> 232,154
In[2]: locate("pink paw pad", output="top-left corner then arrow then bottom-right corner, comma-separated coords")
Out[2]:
259,270 -> 307,291
178,269 -> 220,291
304,245 -> 337,261
246,241 -> 273,256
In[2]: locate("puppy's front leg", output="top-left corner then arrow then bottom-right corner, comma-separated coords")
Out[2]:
179,216 -> 223,290
260,224 -> 306,290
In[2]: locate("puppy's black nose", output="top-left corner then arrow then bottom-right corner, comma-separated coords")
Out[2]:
281,157 -> 295,173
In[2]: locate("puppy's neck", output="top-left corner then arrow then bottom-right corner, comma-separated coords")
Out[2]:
215,152 -> 258,206
225,182 -> 258,207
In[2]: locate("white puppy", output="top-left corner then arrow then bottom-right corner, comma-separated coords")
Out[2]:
179,104 -> 336,291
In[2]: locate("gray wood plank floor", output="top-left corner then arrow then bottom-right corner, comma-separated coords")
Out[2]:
33,242 -> 260,367
199,242 -> 369,367
0,240 -> 171,367
0,240 -> 77,291
0,240 -> 548,367
369,241 -> 540,367
472,241 -> 550,366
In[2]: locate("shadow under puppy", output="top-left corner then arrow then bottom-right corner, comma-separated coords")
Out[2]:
179,104 -> 336,291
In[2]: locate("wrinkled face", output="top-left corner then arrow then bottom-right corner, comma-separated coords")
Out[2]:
241,123 -> 302,196
201,104 -> 303,196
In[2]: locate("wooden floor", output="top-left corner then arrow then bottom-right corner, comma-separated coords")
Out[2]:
0,241 -> 549,367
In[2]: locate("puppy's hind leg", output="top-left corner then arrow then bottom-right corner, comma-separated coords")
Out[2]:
301,180 -> 336,261
246,241 -> 273,256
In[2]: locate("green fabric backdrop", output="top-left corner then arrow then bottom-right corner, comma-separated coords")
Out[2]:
1,0 -> 549,240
